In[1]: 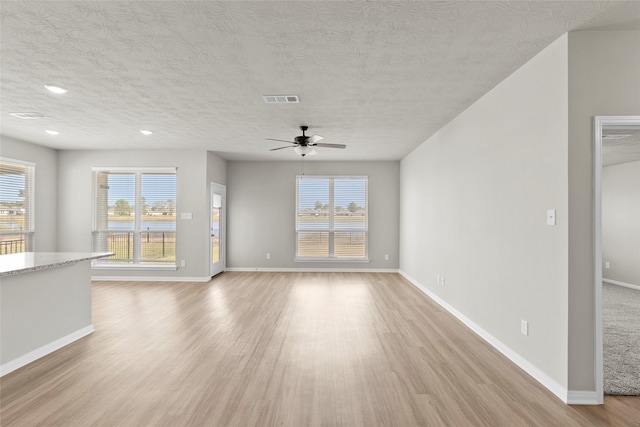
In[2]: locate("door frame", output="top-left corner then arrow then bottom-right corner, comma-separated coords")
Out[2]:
210,182 -> 226,277
593,115 -> 640,403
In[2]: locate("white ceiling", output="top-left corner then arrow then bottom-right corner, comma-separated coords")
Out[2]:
1,1 -> 639,161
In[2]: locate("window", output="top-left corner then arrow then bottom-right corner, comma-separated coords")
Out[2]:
92,168 -> 176,267
0,158 -> 35,254
296,175 -> 368,261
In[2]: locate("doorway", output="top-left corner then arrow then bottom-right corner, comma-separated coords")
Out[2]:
594,115 -> 640,400
210,182 -> 226,277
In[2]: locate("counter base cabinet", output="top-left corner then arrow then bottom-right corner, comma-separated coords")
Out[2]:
1,261 -> 94,376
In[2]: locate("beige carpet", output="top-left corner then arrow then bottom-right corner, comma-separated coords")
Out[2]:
603,282 -> 640,395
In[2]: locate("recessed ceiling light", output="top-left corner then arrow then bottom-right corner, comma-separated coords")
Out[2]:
140,130 -> 153,135
45,85 -> 68,94
45,130 -> 59,135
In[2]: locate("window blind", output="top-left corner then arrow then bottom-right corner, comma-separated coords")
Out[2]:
296,175 -> 368,261
92,168 -> 176,266
0,158 -> 35,254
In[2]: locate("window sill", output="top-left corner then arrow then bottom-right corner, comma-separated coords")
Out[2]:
91,263 -> 177,271
294,257 -> 370,263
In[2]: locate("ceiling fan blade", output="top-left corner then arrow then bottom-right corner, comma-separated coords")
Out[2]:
266,138 -> 297,144
308,134 -> 323,144
313,143 -> 346,149
269,146 -> 295,151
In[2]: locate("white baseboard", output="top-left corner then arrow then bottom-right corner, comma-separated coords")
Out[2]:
91,276 -> 212,282
398,270 -> 570,404
93,270 -> 401,281
603,278 -> 640,291
567,390 -> 601,405
0,325 -> 95,377
225,267 -> 399,273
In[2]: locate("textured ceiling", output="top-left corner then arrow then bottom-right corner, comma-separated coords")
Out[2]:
1,1 -> 640,161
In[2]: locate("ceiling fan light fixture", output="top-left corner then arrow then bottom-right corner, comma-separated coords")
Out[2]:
294,145 -> 313,156
140,130 -> 153,135
268,126 -> 344,156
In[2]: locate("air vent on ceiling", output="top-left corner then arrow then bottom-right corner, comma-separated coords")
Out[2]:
10,112 -> 47,119
263,95 -> 299,104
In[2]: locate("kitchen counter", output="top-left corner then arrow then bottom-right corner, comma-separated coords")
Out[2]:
0,251 -> 113,376
0,251 -> 114,276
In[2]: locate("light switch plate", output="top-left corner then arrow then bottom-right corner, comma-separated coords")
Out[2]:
181,212 -> 193,220
546,209 -> 556,226
521,319 -> 528,336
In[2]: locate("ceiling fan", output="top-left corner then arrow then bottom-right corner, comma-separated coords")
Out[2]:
267,126 -> 346,156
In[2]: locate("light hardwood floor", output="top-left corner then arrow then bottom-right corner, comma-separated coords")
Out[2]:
1,272 -> 638,426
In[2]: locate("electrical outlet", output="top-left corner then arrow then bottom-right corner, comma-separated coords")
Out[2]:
384,254 -> 389,261
605,261 -> 610,269
266,253 -> 271,260
436,274 -> 440,285
180,260 -> 186,267
521,319 -> 528,336
441,277 -> 445,286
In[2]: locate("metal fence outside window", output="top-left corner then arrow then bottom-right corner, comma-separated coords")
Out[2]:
95,231 -> 176,264
0,234 -> 28,255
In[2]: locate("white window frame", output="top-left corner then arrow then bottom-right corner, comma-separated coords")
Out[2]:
295,175 -> 369,262
91,167 -> 177,270
0,157 -> 35,254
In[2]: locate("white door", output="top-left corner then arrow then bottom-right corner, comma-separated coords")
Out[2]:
210,182 -> 226,277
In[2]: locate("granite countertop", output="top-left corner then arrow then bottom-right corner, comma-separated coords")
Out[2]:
0,252 -> 115,277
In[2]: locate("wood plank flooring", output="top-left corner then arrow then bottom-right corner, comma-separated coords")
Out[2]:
1,272 -> 638,426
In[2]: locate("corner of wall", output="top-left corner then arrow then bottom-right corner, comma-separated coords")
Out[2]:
567,29 -> 640,393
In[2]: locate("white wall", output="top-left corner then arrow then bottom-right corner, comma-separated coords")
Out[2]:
206,151 -> 228,271
400,35 -> 569,392
1,136 -> 58,251
602,160 -> 640,286
226,160 -> 399,270
57,149 -> 217,280
207,151 -> 227,186
567,31 -> 640,392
